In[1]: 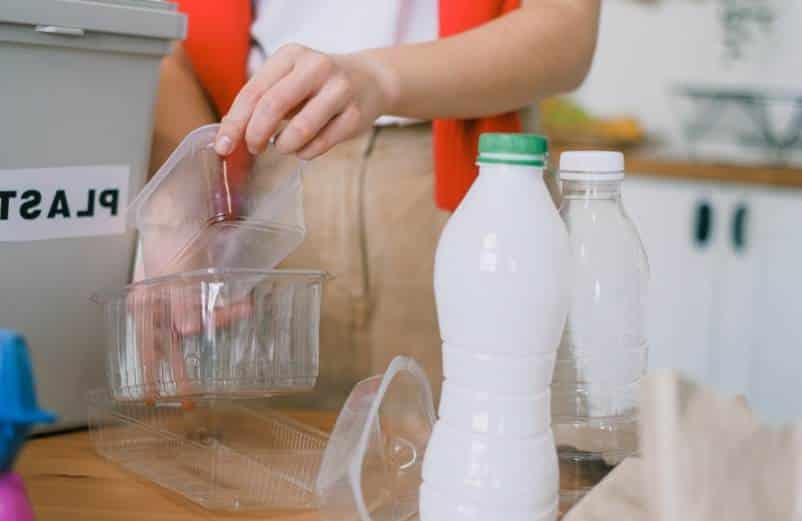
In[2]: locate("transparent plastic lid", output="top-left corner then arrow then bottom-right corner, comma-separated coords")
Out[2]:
129,124 -> 305,277
316,356 -> 436,521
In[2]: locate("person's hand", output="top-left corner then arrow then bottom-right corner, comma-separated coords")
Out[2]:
129,287 -> 254,406
214,44 -> 398,160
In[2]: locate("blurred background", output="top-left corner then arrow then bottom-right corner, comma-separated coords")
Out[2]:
3,2 -> 801,520
547,0 -> 801,164
540,0 -> 802,426
1,0 -> 801,432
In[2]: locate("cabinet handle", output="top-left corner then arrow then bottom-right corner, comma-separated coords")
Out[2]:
694,200 -> 713,247
732,203 -> 748,253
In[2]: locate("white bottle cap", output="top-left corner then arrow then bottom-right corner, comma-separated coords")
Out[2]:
559,151 -> 625,181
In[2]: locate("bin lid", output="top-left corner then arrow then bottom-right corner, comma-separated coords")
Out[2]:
0,0 -> 186,41
316,356 -> 436,521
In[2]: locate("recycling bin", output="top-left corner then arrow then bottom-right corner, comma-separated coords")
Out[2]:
0,0 -> 186,430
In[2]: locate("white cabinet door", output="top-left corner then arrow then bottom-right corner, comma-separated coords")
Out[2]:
743,187 -> 802,424
623,177 -> 720,384
622,177 -> 802,423
706,188 -> 759,400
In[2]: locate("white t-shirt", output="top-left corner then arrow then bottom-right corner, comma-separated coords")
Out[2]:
248,0 -> 438,125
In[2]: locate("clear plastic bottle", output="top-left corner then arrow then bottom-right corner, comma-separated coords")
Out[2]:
551,151 -> 649,514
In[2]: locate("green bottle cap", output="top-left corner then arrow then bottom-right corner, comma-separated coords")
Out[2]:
477,133 -> 548,166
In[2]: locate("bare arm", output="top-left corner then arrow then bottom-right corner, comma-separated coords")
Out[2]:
149,44 -> 217,176
369,0 -> 600,119
215,0 -> 600,159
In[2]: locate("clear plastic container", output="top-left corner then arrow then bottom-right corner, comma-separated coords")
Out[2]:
88,390 -> 327,510
129,124 -> 305,277
316,356 -> 436,521
92,268 -> 325,403
553,151 -> 649,513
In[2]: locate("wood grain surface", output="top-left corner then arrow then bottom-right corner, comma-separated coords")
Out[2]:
17,411 -> 338,521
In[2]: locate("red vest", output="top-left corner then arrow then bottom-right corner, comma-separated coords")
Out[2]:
176,0 -> 521,211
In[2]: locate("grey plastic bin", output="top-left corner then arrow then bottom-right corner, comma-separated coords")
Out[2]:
0,0 -> 186,430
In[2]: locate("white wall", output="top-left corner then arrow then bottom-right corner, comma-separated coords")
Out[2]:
574,0 -> 802,156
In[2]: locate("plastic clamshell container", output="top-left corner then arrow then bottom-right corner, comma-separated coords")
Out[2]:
88,390 -> 327,510
93,268 -> 324,403
129,124 -> 306,277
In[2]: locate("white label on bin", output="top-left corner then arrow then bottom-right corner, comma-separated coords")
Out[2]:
0,165 -> 130,242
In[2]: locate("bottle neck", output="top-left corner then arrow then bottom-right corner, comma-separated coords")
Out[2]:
478,162 -> 545,175
561,179 -> 622,201
472,162 -> 551,208
476,162 -> 546,186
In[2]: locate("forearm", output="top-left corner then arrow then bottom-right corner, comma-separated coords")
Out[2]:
214,0 -> 600,158
364,0 -> 600,119
149,44 -> 217,176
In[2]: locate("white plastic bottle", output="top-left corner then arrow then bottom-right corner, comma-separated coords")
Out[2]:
420,134 -> 570,521
551,151 -> 649,513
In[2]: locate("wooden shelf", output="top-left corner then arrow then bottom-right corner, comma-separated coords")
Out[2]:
551,145 -> 802,189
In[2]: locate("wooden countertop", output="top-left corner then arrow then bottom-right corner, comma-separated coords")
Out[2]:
16,410 -> 338,521
551,145 -> 802,189
16,409 -> 597,520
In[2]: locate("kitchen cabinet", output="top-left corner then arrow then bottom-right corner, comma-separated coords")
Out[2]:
622,176 -> 802,425
622,178 -> 718,384
743,188 -> 802,424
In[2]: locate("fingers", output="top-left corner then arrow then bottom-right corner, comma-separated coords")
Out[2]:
297,104 -> 363,160
166,327 -> 195,401
127,284 -> 254,406
274,74 -> 352,154
217,45 -> 355,157
171,296 -> 253,336
214,44 -> 301,156
243,53 -> 336,155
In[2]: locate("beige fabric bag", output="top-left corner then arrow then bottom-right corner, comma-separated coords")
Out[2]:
566,371 -> 802,521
